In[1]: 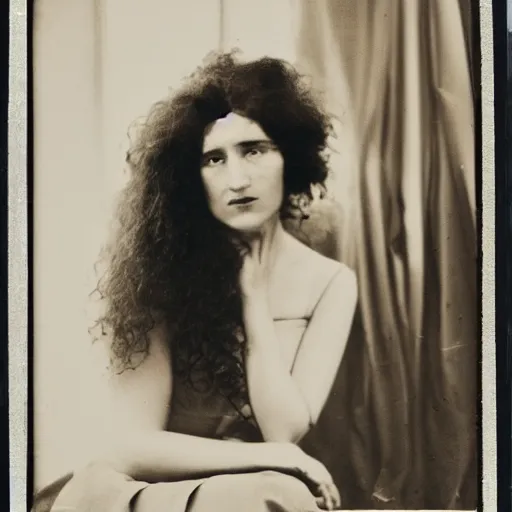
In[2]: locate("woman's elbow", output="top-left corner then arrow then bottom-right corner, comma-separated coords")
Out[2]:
262,414 -> 313,444
293,417 -> 315,444
78,433 -> 139,477
288,403 -> 315,443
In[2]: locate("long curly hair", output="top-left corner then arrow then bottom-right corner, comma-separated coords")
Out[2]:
94,51 -> 332,409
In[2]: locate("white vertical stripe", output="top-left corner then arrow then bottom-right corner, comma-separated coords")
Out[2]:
480,0 -> 497,510
9,1 -> 27,510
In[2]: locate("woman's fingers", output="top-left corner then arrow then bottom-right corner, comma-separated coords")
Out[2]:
315,496 -> 325,508
316,482 -> 341,510
278,444 -> 339,508
314,491 -> 326,510
250,237 -> 261,259
318,482 -> 334,510
328,482 -> 341,509
260,233 -> 272,266
248,235 -> 271,266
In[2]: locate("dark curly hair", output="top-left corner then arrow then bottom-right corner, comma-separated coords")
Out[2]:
94,51 -> 332,410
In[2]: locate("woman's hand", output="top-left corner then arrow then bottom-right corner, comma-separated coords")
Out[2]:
238,237 -> 270,301
271,443 -> 341,511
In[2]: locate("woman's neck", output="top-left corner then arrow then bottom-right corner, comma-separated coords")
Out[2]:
241,217 -> 285,258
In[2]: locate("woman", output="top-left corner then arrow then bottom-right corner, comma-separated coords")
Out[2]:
38,52 -> 358,512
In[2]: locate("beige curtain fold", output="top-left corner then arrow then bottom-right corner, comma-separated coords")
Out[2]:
294,1 -> 477,508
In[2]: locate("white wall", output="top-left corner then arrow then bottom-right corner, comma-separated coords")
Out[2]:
33,0 -> 105,491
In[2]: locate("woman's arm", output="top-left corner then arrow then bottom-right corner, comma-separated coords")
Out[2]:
103,430 -> 283,483
84,326 -> 268,482
103,431 -> 340,509
243,264 -> 358,443
243,293 -> 312,443
289,266 -> 357,424
83,325 -> 330,486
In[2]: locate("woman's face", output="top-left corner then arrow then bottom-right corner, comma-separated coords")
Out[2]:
201,113 -> 284,234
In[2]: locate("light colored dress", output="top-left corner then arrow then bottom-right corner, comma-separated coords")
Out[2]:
34,319 -> 323,512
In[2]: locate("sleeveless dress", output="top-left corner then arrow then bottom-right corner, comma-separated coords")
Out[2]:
33,319 -> 323,512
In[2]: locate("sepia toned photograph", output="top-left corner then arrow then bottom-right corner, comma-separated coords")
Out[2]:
30,1 -> 480,510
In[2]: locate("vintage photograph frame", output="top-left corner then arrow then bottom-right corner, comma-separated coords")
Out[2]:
7,0 -> 500,510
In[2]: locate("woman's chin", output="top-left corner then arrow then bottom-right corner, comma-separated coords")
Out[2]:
217,210 -> 281,239
225,217 -> 268,236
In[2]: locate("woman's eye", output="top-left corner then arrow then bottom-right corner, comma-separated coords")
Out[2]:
204,156 -> 224,167
246,147 -> 264,158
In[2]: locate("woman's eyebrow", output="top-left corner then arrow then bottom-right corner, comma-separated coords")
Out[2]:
237,139 -> 275,149
202,148 -> 225,158
202,139 -> 274,155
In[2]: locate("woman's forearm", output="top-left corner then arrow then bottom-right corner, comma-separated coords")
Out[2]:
99,430 -> 284,483
245,345 -> 311,443
243,296 -> 312,443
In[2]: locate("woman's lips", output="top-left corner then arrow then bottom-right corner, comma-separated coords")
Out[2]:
228,197 -> 257,205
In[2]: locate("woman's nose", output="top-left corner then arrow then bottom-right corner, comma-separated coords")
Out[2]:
227,159 -> 251,191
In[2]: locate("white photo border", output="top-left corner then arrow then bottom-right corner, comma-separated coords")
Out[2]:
8,0 -> 496,510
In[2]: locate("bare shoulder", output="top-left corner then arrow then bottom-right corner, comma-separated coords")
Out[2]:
285,232 -> 355,282
273,232 -> 357,317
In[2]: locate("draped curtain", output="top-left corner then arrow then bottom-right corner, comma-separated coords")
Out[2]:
292,1 -> 477,509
